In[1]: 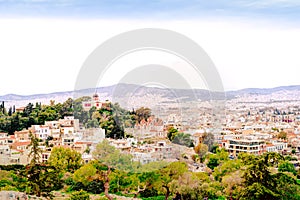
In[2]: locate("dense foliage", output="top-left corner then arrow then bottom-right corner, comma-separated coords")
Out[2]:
1,143 -> 299,199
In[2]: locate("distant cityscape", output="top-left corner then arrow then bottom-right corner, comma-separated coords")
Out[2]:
1,84 -> 300,169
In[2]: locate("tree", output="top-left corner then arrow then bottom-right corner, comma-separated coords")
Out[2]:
73,98 -> 89,124
221,170 -> 244,199
28,132 -> 42,165
207,157 -> 219,170
207,148 -> 229,170
272,172 -> 300,199
155,161 -> 188,200
278,161 -> 297,176
25,164 -> 62,198
23,132 -> 62,198
239,152 -> 300,200
61,98 -> 74,117
93,140 -> 135,200
202,132 -> 215,152
170,171 -> 201,199
194,143 -> 208,163
135,107 -> 151,123
23,103 -> 34,117
167,126 -> 178,141
73,164 -> 97,186
0,101 -> 5,114
48,147 -> 82,173
212,159 -> 242,182
277,131 -> 287,140
93,140 -> 116,162
8,107 -> 12,116
172,133 -> 194,147
99,113 -> 124,139
86,119 -> 100,128
69,161 -> 104,194
116,172 -> 149,198
134,171 -> 160,198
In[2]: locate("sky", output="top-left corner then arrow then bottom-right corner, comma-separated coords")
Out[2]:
0,0 -> 300,95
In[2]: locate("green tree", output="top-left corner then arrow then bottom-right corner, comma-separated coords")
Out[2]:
73,96 -> 94,124
93,140 -> 134,172
93,140 -> 134,200
240,152 -> 300,200
207,148 -> 229,170
167,126 -> 178,141
86,118 -> 100,128
61,98 -> 74,117
25,164 -> 62,198
278,161 -> 297,176
172,132 -> 194,147
48,147 -> 82,173
155,161 -> 188,200
20,132 -> 63,198
69,190 -> 90,200
73,164 -> 97,186
28,132 -> 42,165
213,159 -> 242,182
99,110 -> 124,139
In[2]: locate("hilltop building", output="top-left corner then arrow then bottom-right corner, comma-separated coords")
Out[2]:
82,93 -> 110,111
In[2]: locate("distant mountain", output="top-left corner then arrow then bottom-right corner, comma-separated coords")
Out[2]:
227,85 -> 300,96
0,83 -> 227,102
1,84 -> 300,108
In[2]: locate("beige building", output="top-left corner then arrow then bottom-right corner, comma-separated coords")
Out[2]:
224,138 -> 266,156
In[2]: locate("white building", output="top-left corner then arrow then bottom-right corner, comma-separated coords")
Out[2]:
31,125 -> 51,140
266,142 -> 288,152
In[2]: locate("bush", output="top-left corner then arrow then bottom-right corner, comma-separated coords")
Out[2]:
0,179 -> 12,188
278,161 -> 297,176
70,182 -> 85,192
95,196 -> 109,200
0,185 -> 18,191
64,177 -> 74,186
207,157 -> 219,170
69,190 -> 90,200
0,164 -> 25,171
140,188 -> 159,198
85,180 -> 104,194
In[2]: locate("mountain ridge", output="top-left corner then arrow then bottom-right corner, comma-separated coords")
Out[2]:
1,84 -> 300,100
1,84 -> 300,108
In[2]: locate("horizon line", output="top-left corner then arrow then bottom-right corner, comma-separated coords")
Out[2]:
1,83 -> 300,97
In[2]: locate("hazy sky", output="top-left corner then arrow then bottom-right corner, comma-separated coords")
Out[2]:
0,0 -> 300,95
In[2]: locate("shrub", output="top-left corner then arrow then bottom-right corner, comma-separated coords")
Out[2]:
69,190 -> 90,200
95,196 -> 109,200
